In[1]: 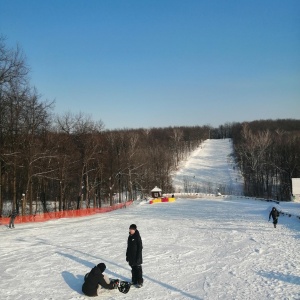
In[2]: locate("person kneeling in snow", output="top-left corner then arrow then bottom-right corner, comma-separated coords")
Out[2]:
82,263 -> 118,297
269,207 -> 280,228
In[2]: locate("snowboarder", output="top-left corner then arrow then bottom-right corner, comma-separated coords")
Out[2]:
126,224 -> 143,287
269,207 -> 280,228
82,263 -> 118,297
8,209 -> 18,228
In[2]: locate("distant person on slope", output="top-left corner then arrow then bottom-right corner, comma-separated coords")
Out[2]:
82,263 -> 118,297
126,224 -> 143,287
269,207 -> 280,228
8,209 -> 18,228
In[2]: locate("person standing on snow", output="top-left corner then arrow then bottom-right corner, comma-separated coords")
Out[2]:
126,224 -> 143,287
8,209 -> 18,228
82,263 -> 118,297
269,207 -> 280,228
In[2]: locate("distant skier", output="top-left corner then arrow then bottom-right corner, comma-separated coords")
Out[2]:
269,207 -> 280,228
8,209 -> 18,228
126,224 -> 143,287
82,263 -> 118,297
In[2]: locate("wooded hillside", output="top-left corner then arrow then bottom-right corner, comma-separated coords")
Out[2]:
1,38 -> 299,216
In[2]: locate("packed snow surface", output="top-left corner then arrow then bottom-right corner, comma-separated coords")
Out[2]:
172,138 -> 244,195
1,139 -> 300,300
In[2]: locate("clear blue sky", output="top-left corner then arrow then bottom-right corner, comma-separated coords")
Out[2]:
1,0 -> 299,130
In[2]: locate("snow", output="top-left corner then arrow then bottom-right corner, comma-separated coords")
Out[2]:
172,139 -> 244,195
1,139 -> 300,300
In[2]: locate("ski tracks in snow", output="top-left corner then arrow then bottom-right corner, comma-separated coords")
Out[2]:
200,214 -> 300,300
137,198 -> 300,300
0,198 -> 299,300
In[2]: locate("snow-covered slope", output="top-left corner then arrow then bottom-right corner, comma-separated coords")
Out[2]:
0,139 -> 299,300
172,138 -> 244,195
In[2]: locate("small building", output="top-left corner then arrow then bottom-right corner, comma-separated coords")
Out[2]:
151,186 -> 162,198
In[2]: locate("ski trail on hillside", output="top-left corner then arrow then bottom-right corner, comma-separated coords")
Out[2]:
172,138 -> 244,195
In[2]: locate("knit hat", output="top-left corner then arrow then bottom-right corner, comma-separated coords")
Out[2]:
97,263 -> 106,273
129,224 -> 137,230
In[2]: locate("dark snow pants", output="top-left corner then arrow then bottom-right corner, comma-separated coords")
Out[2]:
130,265 -> 143,284
9,217 -> 15,228
272,217 -> 278,228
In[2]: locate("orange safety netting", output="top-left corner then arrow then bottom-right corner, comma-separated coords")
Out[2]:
0,201 -> 133,225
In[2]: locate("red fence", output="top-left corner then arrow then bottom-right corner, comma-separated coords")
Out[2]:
0,201 -> 133,225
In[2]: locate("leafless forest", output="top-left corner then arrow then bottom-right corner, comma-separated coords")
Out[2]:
1,38 -> 299,216
230,120 -> 300,201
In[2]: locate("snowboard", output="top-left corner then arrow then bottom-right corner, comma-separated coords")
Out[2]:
111,279 -> 132,294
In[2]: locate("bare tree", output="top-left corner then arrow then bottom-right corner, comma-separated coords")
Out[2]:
170,128 -> 183,167
0,36 -> 29,89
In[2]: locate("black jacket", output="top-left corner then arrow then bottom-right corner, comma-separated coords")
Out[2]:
9,210 -> 18,218
82,265 -> 114,297
126,229 -> 143,266
269,208 -> 279,220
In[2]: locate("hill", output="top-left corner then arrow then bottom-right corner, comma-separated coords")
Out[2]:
172,138 -> 244,196
0,139 -> 299,300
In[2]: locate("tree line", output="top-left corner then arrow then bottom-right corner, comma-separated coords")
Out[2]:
0,38 -> 210,216
230,120 -> 300,201
208,120 -> 300,200
1,38 -> 300,216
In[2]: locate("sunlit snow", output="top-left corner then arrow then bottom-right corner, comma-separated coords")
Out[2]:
0,139 -> 299,300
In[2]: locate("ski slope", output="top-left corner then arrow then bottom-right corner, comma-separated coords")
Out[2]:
172,138 -> 244,195
0,139 -> 300,300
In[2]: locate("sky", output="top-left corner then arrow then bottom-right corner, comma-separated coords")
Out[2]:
1,0 -> 300,130
1,138 -> 300,299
